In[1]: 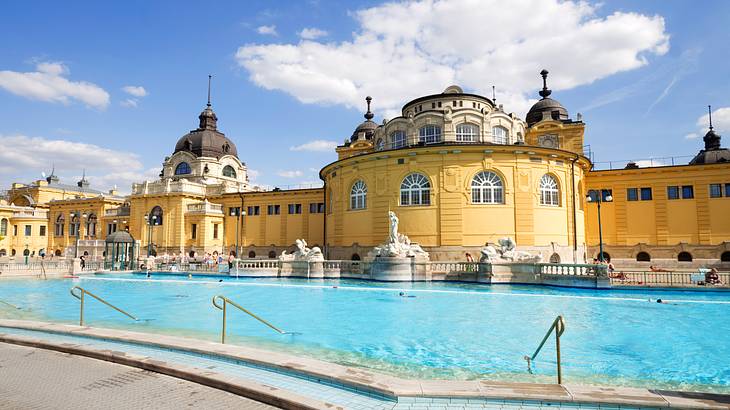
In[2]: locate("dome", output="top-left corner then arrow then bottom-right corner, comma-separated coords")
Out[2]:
350,96 -> 378,142
105,230 -> 135,243
526,69 -> 570,127
173,105 -> 238,158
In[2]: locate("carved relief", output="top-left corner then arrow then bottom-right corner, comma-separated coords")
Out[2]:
538,134 -> 559,149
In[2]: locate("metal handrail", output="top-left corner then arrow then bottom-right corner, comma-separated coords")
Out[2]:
212,295 -> 290,344
524,315 -> 566,384
70,286 -> 138,326
0,299 -> 20,310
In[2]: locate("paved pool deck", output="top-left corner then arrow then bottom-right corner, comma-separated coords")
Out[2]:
0,319 -> 728,410
0,342 -> 276,410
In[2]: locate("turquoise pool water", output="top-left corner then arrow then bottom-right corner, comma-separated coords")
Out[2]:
0,273 -> 728,393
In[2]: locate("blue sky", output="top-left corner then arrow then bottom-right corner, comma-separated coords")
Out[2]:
1,0 -> 729,192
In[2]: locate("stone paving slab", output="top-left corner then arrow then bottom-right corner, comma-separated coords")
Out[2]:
0,343 -> 277,410
1,319 -> 728,410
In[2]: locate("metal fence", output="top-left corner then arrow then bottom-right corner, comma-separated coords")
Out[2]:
609,270 -> 729,287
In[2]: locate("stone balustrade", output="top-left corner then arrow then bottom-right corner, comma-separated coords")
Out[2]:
104,207 -> 130,217
186,202 -> 223,214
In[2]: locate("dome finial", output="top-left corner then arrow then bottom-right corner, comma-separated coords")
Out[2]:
364,96 -> 374,121
708,104 -> 713,130
207,75 -> 212,107
539,69 -> 552,99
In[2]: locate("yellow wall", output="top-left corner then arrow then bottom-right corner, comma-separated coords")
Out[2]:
585,162 -> 730,246
46,197 -> 126,255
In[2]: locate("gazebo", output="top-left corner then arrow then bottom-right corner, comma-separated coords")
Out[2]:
104,231 -> 137,271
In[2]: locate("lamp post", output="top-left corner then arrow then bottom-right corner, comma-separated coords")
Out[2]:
70,211 -> 87,258
143,213 -> 157,257
586,190 -> 613,262
233,208 -> 246,259
24,244 -> 29,265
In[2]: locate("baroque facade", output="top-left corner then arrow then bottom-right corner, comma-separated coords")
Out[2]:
1,70 -> 729,268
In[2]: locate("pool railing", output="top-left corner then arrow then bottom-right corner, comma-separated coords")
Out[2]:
70,286 -> 138,326
524,315 -> 566,384
211,295 -> 290,343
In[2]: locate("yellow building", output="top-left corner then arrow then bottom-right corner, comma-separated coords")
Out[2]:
3,70 -> 729,269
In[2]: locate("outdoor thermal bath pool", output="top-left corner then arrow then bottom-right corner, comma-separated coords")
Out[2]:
0,273 -> 728,394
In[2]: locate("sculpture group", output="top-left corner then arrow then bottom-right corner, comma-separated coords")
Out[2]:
370,211 -> 429,258
480,237 -> 542,263
279,239 -> 324,262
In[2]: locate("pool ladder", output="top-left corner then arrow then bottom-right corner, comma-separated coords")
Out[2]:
524,315 -> 565,384
212,295 -> 293,344
70,286 -> 138,326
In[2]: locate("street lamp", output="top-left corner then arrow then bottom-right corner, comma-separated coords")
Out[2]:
586,190 -> 613,263
70,211 -> 88,258
143,213 -> 158,257
233,208 -> 246,259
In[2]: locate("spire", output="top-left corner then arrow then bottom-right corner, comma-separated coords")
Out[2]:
46,164 -> 59,184
77,169 -> 90,188
704,104 -> 721,151
198,75 -> 218,130
207,74 -> 212,107
539,69 -> 552,99
364,96 -> 374,121
492,85 -> 496,103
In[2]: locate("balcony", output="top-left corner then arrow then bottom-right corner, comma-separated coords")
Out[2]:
186,201 -> 223,215
104,207 -> 130,217
131,179 -> 206,196
9,207 -> 48,220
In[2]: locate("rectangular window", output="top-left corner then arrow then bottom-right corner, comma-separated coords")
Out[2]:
431,102 -> 435,109
213,224 -> 219,239
667,186 -> 680,200
682,185 -> 694,199
24,225 -> 31,236
107,223 -> 116,235
191,224 -> 197,240
640,187 -> 652,201
39,226 -> 46,236
246,206 -> 260,216
601,189 -> 612,202
309,203 -> 317,213
318,203 -> 325,213
710,183 -> 722,198
288,204 -> 302,214
229,207 -> 240,216
13,225 -> 18,236
627,188 -> 638,201
726,183 -> 730,198
267,204 -> 281,215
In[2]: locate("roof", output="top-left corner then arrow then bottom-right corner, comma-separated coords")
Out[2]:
105,230 -> 135,243
173,105 -> 238,158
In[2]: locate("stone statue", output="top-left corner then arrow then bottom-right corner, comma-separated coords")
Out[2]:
370,211 -> 429,259
479,238 -> 542,263
280,239 -> 324,262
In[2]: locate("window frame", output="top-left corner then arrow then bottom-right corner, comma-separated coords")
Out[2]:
222,165 -> 237,178
391,130 -> 406,149
681,185 -> 694,199
627,188 -> 638,201
174,162 -> 192,175
350,180 -> 368,210
539,174 -> 560,206
471,171 -> 504,204
400,173 -> 431,206
455,123 -> 479,142
667,186 -> 680,200
709,183 -> 722,198
418,125 -> 442,144
640,187 -> 652,201
491,126 -> 509,144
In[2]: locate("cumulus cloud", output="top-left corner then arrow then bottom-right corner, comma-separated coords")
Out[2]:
256,25 -> 278,35
299,27 -> 328,40
0,134 -> 152,192
122,85 -> 147,97
0,62 -> 110,109
290,139 -> 338,152
247,169 -> 261,181
236,0 -> 669,117
697,107 -> 730,134
277,170 -> 304,178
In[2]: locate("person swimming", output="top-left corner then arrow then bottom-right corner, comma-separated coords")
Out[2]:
398,291 -> 416,298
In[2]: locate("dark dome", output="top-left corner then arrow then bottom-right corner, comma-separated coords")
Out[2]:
351,120 -> 377,141
173,105 -> 238,158
105,230 -> 135,243
526,97 -> 569,126
526,69 -> 570,127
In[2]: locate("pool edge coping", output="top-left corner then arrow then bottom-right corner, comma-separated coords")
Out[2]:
0,319 -> 728,409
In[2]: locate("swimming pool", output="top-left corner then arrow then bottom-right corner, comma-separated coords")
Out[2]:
0,273 -> 728,393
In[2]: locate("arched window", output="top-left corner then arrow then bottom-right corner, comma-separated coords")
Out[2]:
175,162 -> 191,175
0,218 -> 7,236
0,249 -> 5,257
222,165 -> 237,178
492,126 -> 509,144
419,125 -> 442,144
248,251 -> 256,258
471,171 -> 504,204
677,251 -> 692,262
456,124 -> 479,142
400,173 -> 431,206
350,180 -> 367,210
351,253 -> 361,261
549,253 -> 561,263
54,214 -> 65,236
721,251 -> 730,262
391,131 -> 406,149
375,138 -> 385,151
150,206 -> 163,226
636,252 -> 651,262
268,250 -> 277,259
86,214 -> 97,237
11,249 -> 16,256
539,174 -> 560,206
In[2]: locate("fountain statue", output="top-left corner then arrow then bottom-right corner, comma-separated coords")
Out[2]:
480,237 -> 542,263
370,211 -> 429,258
280,239 -> 324,262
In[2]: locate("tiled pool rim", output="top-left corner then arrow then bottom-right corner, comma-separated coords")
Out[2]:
0,319 -> 728,409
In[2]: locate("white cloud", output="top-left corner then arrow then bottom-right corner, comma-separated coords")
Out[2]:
697,107 -> 730,134
247,169 -> 261,181
236,0 -> 669,118
634,159 -> 665,168
0,61 -> 110,109
0,134 -> 149,192
122,85 -> 147,97
684,132 -> 699,140
290,139 -> 338,152
120,98 -> 138,108
256,25 -> 278,36
277,170 -> 304,178
299,27 -> 328,40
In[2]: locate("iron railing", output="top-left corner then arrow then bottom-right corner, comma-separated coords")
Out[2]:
524,315 -> 566,384
70,286 -> 138,326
